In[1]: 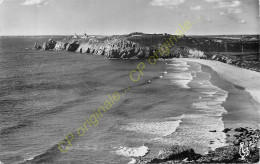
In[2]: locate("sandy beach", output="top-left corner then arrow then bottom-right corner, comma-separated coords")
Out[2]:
181,58 -> 260,107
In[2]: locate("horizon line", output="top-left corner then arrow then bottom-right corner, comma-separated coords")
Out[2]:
0,34 -> 259,37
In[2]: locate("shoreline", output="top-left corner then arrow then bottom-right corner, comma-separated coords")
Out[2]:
180,58 -> 260,113
138,59 -> 260,163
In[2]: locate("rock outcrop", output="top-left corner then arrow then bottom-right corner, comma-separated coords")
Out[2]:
33,42 -> 41,50
152,145 -> 201,163
54,41 -> 68,50
66,41 -> 80,51
103,39 -> 153,59
42,39 -> 56,50
137,127 -> 259,164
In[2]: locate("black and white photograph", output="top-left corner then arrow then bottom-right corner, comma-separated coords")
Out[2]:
0,0 -> 259,163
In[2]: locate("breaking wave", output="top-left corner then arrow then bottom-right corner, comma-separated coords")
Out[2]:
120,120 -> 182,137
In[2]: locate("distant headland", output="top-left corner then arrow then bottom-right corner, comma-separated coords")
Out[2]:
32,32 -> 259,72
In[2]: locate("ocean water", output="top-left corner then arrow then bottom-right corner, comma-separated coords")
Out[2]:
0,37 -> 259,164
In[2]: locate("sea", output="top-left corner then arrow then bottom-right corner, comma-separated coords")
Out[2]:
0,37 -> 259,164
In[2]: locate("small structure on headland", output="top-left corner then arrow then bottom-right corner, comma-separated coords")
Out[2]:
129,32 -> 144,37
81,33 -> 88,39
72,33 -> 78,39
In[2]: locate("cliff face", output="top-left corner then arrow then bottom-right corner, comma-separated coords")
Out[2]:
54,41 -> 68,50
73,37 -> 206,59
38,34 -> 259,72
42,39 -> 57,50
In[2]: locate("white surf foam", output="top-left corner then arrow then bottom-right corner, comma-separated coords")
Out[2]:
152,114 -> 227,152
152,62 -> 229,153
24,157 -> 34,161
167,63 -> 190,68
185,63 -> 228,151
167,72 -> 193,89
165,61 -> 193,88
167,63 -> 182,67
171,79 -> 192,89
115,145 -> 149,158
128,158 -> 137,164
120,120 -> 182,137
168,72 -> 193,79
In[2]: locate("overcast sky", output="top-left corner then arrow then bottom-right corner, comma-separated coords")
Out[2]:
0,0 -> 259,35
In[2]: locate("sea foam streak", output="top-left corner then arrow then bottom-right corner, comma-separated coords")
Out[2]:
167,72 -> 193,89
120,120 -> 182,137
165,61 -> 193,88
166,61 -> 190,72
153,113 -> 227,152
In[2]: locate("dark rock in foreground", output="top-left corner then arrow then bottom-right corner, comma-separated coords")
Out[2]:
155,145 -> 201,162
138,127 -> 260,163
222,128 -> 231,133
196,146 -> 240,163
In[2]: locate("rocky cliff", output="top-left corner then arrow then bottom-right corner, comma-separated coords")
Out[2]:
37,34 -> 259,72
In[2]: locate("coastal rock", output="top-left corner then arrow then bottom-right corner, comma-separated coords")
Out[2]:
150,145 -> 201,163
42,39 -> 56,50
138,127 -> 260,164
197,145 -> 259,163
106,49 -> 120,58
247,147 -> 259,163
102,38 -> 152,59
66,41 -> 80,51
209,130 -> 217,132
33,42 -> 41,50
223,128 -> 231,133
187,48 -> 206,58
54,41 -> 68,50
76,42 -> 92,53
38,34 -> 260,72
196,146 -> 240,163
255,129 -> 260,135
235,127 -> 247,132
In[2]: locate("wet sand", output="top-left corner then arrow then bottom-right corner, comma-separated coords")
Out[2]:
181,58 -> 260,129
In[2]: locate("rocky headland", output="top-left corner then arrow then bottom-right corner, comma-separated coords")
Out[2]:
36,33 -> 259,72
137,127 -> 259,163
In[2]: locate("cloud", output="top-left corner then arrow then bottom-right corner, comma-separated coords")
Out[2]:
22,0 -> 47,6
204,18 -> 213,23
219,8 -> 241,15
190,5 -> 202,10
238,19 -> 246,23
0,0 -> 17,4
199,16 -> 213,23
0,0 -> 47,5
204,0 -> 241,8
149,0 -> 186,8
217,0 -> 241,8
204,0 -> 221,2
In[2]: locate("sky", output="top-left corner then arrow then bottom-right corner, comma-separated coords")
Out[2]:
0,0 -> 259,35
